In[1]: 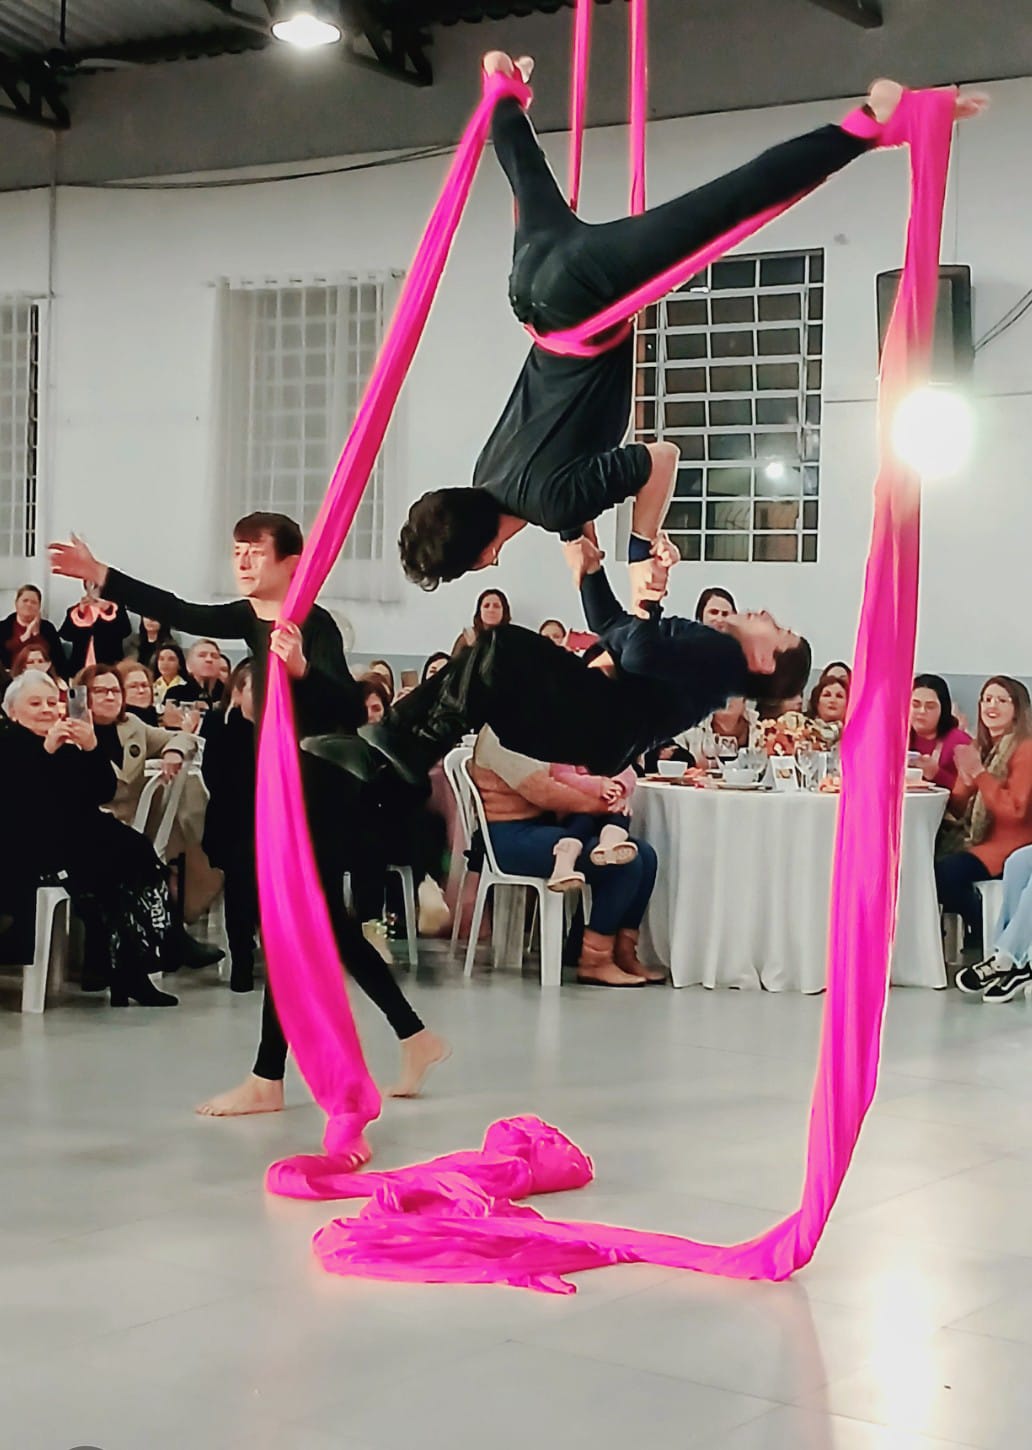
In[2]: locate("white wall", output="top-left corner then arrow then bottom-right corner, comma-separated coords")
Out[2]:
1,77 -> 1030,679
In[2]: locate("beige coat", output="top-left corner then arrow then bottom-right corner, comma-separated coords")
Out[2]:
105,715 -> 199,825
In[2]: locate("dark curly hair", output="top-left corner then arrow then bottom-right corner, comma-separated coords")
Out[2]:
398,489 -> 502,590
744,636 -> 812,707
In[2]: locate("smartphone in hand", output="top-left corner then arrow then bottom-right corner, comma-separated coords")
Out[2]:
67,685 -> 89,721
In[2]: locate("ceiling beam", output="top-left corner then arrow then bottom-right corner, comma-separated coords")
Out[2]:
52,29 -> 272,68
347,3 -> 434,86
194,1 -> 275,34
0,54 -> 69,130
803,0 -> 884,27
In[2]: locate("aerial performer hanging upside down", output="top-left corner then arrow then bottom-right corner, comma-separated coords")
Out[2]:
397,58 -> 977,612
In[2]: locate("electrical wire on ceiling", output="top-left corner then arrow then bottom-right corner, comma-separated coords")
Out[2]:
974,285 -> 1032,352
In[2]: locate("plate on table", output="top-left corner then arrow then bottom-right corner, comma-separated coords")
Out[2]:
716,780 -> 762,791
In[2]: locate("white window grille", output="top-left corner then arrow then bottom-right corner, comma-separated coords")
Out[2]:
0,299 -> 40,562
214,273 -> 403,601
633,249 -> 823,563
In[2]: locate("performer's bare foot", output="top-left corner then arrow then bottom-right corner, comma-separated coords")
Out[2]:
387,1029 -> 452,1099
195,1074 -> 285,1117
483,51 -> 534,83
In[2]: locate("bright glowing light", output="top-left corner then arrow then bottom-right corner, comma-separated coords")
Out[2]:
891,386 -> 975,480
764,460 -> 787,483
272,12 -> 342,48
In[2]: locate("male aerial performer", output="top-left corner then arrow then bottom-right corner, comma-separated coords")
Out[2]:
397,60 -> 981,611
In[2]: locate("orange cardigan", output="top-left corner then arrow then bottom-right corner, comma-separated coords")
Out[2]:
950,737 -> 1032,876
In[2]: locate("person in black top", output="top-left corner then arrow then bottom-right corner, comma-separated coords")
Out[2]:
50,512 -> 450,1112
0,584 -> 66,677
202,660 -> 260,994
58,584 -> 132,674
163,639 -> 225,711
304,532 -> 810,786
397,56 -> 900,609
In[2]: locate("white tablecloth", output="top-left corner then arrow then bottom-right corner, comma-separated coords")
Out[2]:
633,781 -> 948,991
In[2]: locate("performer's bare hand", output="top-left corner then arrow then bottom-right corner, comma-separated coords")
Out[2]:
955,92 -> 988,121
563,534 -> 604,588
49,533 -> 108,588
270,620 -> 307,680
653,532 -> 681,572
628,557 -> 670,619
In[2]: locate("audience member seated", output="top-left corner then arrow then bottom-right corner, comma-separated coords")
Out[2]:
201,661 -> 259,992
76,663 -> 199,825
153,641 -> 188,707
539,615 -> 597,656
11,641 -> 65,698
935,676 -> 1032,950
217,653 -> 232,687
130,616 -> 175,671
470,726 -> 662,987
366,659 -> 397,701
360,673 -> 393,725
820,660 -> 853,689
955,842 -> 1032,1003
678,696 -> 763,768
59,585 -> 131,675
807,672 -> 850,729
164,638 -> 226,715
1,585 -> 65,676
0,670 -> 180,1006
451,588 -> 511,656
695,586 -> 737,631
910,673 -> 972,791
117,659 -> 159,725
421,652 -> 451,684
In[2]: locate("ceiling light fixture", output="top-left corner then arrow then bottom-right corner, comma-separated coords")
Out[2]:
271,8 -> 342,49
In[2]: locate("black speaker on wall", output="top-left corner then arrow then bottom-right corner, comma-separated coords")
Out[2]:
876,264 -> 974,379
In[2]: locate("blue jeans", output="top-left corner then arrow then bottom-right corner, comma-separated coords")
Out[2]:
488,817 -> 657,936
935,850 -> 995,936
993,845 -> 1032,966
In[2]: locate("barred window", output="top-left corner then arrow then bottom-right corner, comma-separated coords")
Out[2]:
634,250 -> 823,563
215,274 -> 403,601
0,299 -> 40,561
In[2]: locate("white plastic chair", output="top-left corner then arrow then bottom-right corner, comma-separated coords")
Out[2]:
18,885 -> 70,1014
456,754 -> 586,987
443,746 -> 475,963
975,878 -> 1003,951
342,865 -> 418,971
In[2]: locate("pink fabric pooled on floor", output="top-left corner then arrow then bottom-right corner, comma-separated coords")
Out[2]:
258,83 -> 957,1287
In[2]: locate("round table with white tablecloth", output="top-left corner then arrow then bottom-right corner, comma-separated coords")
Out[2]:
632,780 -> 948,991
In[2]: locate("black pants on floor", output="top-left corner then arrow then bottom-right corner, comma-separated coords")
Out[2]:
393,624 -> 649,777
493,98 -> 870,331
935,850 -> 997,939
252,757 -> 425,1083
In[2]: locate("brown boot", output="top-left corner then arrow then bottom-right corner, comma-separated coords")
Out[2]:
577,929 -> 644,988
614,928 -> 667,984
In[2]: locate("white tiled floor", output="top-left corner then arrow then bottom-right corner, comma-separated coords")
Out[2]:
1,956 -> 1030,1450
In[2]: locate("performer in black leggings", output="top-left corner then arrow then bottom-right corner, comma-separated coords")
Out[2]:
50,516 -> 450,1113
398,54 -> 881,601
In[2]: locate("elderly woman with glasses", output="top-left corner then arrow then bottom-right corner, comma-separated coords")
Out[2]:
0,669 -> 181,1005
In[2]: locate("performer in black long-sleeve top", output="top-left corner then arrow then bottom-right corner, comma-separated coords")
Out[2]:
397,54 -> 906,611
50,516 -> 450,1112
304,532 -> 810,784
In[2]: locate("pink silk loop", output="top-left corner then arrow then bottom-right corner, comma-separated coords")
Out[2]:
567,0 -> 593,210
260,87 -> 957,1289
628,0 -> 648,214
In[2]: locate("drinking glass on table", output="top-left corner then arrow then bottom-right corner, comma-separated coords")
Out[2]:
796,742 -> 823,792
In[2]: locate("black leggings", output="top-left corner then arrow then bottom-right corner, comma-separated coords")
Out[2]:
493,98 -> 870,332
935,850 -> 996,938
252,758 -> 425,1083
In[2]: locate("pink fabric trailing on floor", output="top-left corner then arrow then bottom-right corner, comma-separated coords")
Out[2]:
259,83 -> 956,1286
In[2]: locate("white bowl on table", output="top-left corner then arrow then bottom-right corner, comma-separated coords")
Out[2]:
656,759 -> 685,779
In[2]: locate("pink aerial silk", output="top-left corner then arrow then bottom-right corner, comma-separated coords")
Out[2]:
258,80 -> 956,1286
567,0 -> 647,215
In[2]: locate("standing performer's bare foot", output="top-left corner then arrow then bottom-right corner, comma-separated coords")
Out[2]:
387,1030 -> 452,1099
868,77 -> 987,124
195,1074 -> 285,1117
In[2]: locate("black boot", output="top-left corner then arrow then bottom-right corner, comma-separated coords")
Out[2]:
162,925 -> 225,973
111,972 -> 179,1007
